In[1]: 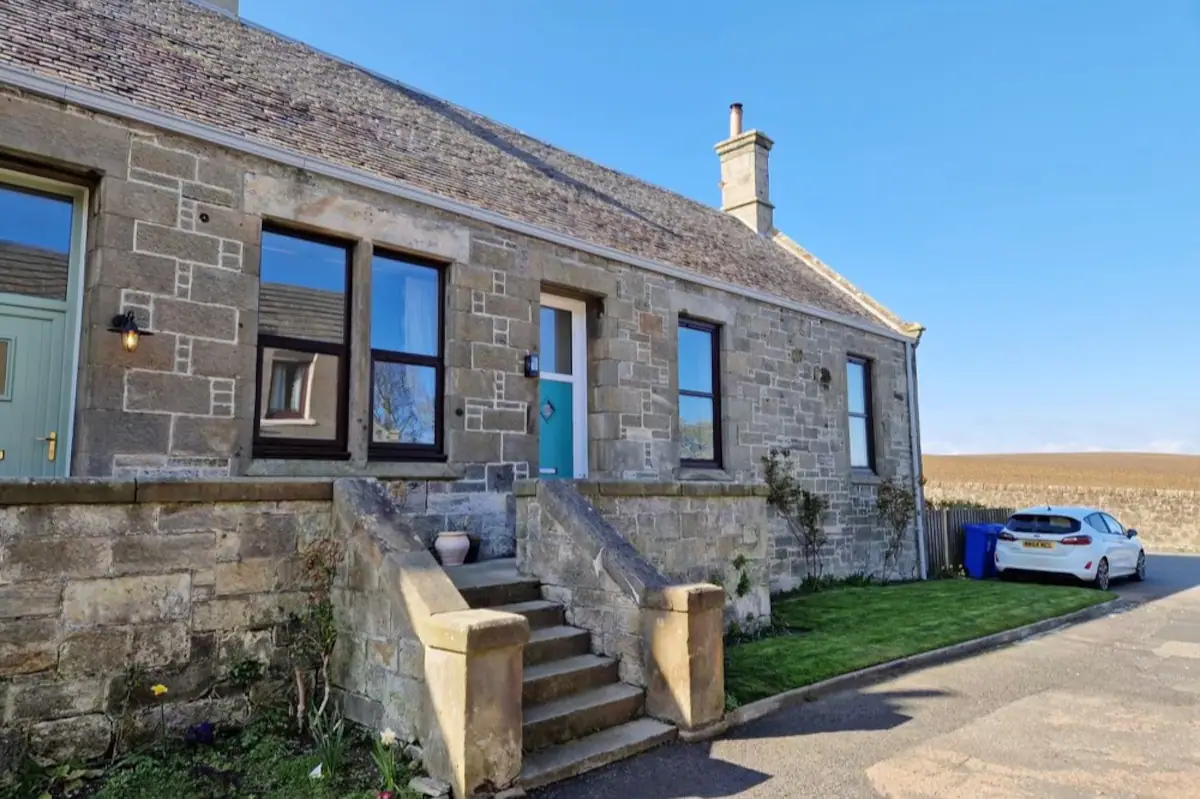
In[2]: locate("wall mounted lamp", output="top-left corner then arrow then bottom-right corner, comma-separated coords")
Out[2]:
108,310 -> 154,353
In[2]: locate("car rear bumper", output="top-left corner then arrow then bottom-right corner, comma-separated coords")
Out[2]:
995,546 -> 1097,581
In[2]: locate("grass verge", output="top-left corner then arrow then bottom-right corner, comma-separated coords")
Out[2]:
725,579 -> 1116,708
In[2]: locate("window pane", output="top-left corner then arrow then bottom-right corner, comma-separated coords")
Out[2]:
679,325 -> 714,394
0,183 -> 72,301
371,255 -> 439,356
847,360 -> 867,415
258,347 -> 339,441
849,416 -> 871,468
540,306 -> 572,374
373,362 -> 438,445
259,231 -> 347,344
680,395 -> 716,462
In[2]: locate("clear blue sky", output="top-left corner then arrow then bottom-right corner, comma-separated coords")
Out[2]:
244,0 -> 1200,455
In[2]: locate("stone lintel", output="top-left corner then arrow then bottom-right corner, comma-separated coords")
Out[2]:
422,608 -> 530,654
0,479 -> 137,506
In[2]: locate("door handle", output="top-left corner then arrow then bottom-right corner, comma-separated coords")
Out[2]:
37,432 -> 56,462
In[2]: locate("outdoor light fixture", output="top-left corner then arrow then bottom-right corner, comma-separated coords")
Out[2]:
108,310 -> 153,353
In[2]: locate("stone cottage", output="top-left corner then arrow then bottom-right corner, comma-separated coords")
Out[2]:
0,0 -> 928,791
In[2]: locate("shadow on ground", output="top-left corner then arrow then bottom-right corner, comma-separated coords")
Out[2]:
530,689 -> 952,798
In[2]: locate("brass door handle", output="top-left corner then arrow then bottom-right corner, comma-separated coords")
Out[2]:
37,432 -> 56,462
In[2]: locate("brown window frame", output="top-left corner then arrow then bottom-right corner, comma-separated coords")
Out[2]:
847,355 -> 875,472
252,224 -> 352,460
367,249 -> 447,462
678,317 -> 723,469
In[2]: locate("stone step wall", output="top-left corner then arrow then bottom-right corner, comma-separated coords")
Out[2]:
0,478 -> 332,762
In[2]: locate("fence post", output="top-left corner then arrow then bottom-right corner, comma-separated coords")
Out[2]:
940,508 -> 950,569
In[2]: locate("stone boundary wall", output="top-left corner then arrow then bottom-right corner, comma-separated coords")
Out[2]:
575,481 -> 772,627
0,478 -> 332,762
926,481 -> 1200,554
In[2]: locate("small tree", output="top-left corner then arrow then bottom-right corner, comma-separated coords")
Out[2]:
762,450 -> 830,579
876,477 -> 916,582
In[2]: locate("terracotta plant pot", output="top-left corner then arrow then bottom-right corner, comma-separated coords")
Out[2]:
434,531 -> 471,566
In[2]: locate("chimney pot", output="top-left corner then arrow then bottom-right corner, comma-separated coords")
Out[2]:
730,103 -> 744,138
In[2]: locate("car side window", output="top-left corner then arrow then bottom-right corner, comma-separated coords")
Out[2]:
1085,513 -> 1108,534
1102,513 -> 1125,536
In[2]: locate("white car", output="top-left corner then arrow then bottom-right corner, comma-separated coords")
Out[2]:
994,506 -> 1145,591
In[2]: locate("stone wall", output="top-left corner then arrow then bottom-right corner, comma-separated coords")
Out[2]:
0,479 -> 332,761
576,482 -> 772,627
926,481 -> 1200,554
1,87 -> 918,564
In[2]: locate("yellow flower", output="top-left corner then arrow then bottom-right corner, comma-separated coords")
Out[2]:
379,728 -> 397,746
151,683 -> 168,698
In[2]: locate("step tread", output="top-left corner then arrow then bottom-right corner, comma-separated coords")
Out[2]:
446,559 -> 535,590
520,718 -> 677,790
523,654 -> 616,684
494,599 -> 563,616
523,682 -> 643,727
529,625 -> 590,644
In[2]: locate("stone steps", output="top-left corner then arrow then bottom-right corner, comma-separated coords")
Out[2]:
519,718 -> 678,791
523,654 -> 619,705
446,558 -> 676,789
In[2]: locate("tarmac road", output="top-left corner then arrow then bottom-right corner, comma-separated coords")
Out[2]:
533,554 -> 1200,799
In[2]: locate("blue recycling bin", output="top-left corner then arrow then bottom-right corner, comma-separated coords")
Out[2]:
963,523 -> 1005,579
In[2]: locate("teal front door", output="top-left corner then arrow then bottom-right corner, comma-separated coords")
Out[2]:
0,302 -> 68,478
538,296 -> 587,479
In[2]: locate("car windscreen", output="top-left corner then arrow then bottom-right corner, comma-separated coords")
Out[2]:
1006,514 -> 1082,534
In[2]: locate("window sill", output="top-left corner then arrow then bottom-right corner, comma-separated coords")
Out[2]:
260,418 -> 318,427
677,466 -> 734,482
850,469 -> 881,486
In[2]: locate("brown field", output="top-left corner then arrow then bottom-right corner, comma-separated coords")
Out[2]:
923,452 -> 1200,491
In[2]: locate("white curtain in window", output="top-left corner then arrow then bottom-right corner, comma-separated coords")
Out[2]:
402,271 -> 437,355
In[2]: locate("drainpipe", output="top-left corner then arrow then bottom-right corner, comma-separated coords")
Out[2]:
905,333 -> 928,580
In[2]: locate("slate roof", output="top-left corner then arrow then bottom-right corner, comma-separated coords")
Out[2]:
0,0 -> 897,329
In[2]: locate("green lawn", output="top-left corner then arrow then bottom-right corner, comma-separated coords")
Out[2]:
725,579 -> 1116,707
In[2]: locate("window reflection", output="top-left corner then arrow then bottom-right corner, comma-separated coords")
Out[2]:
0,184 -> 72,302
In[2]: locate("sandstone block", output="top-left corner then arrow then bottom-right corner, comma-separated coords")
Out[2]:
0,582 -> 60,619
111,533 -> 215,575
102,178 -> 179,226
153,296 -> 239,342
0,618 -> 58,677
214,558 -> 278,596
0,537 -> 112,582
135,223 -> 219,265
130,140 -> 196,180
58,629 -> 131,677
125,371 -> 214,415
0,94 -> 130,176
132,623 -> 192,669
8,676 -> 108,721
62,574 -> 191,627
28,714 -> 113,764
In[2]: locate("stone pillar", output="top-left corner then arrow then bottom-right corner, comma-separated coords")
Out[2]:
421,609 -> 529,798
642,584 -> 725,733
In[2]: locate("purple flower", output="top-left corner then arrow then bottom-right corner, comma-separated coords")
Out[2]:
186,721 -> 215,745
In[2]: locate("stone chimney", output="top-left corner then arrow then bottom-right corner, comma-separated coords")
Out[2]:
715,103 -> 774,235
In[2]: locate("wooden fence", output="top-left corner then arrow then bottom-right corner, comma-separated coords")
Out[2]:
922,506 -> 1014,575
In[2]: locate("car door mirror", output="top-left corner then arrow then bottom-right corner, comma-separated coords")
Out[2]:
1127,528 -> 1138,538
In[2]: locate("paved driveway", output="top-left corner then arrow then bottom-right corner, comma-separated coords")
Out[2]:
534,554 -> 1200,799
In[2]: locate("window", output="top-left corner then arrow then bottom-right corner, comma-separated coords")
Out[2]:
1101,513 -> 1125,536
254,226 -> 351,457
369,250 -> 444,459
678,318 -> 721,468
846,356 -> 875,471
1007,514 -> 1082,534
266,360 -> 310,419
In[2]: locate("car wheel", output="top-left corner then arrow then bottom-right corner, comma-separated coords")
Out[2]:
1094,558 -> 1110,591
1134,551 -> 1146,582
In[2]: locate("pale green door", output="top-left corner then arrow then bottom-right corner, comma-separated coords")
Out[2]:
0,303 -> 68,477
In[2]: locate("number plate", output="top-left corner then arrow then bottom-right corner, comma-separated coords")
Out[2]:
1022,540 -> 1054,550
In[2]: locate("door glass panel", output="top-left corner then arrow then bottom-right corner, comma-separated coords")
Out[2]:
540,306 -> 572,375
0,184 -> 73,301
0,338 -> 9,397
